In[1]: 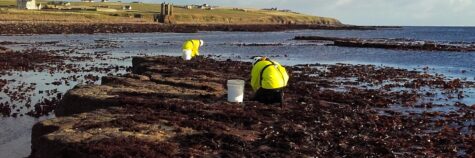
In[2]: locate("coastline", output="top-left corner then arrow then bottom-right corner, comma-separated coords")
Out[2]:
0,27 -> 472,157
0,22 -> 390,35
1,1 -> 473,157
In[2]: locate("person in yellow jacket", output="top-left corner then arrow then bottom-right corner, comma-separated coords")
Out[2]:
182,39 -> 204,60
250,56 -> 289,104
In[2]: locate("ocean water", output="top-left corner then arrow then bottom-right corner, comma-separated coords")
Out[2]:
1,26 -> 475,157
5,26 -> 474,77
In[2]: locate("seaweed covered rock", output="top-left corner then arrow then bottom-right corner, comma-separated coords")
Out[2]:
31,56 -> 475,158
32,107 -> 197,158
54,56 -> 242,116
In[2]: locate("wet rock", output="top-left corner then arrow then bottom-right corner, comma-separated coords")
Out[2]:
55,57 -> 231,116
0,45 -> 117,117
31,107 -> 196,158
0,23 -> 383,35
295,36 -> 475,52
30,56 -> 474,157
0,48 -> 66,71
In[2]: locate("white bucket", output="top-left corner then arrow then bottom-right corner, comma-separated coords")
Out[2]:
227,80 -> 245,103
182,49 -> 192,60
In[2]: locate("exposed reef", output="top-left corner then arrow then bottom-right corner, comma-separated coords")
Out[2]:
0,23 -> 383,35
295,36 -> 475,52
30,56 -> 474,157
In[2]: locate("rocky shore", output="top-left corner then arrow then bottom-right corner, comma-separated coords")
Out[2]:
30,56 -> 474,157
0,23 -> 381,35
0,43 -> 127,118
295,36 -> 475,52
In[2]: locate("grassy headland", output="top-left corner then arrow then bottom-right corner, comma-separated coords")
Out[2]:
0,0 -> 341,25
0,0 -> 354,34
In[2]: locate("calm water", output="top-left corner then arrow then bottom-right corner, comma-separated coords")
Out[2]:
1,26 -> 475,157
5,26 -> 474,77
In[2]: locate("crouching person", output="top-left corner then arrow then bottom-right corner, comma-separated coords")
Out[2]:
250,56 -> 289,105
182,39 -> 204,60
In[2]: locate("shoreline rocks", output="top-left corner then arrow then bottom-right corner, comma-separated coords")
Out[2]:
0,23 -> 384,35
30,56 -> 474,157
295,36 -> 475,52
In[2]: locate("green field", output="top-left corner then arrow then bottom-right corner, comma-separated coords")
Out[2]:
0,0 -> 341,25
0,0 -> 14,7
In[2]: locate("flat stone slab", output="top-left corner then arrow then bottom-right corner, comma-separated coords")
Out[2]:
55,75 -> 226,116
32,107 -> 198,158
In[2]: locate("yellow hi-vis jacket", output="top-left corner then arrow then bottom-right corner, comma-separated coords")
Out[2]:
251,59 -> 289,92
182,39 -> 202,57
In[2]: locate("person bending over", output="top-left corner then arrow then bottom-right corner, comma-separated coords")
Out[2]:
182,39 -> 204,60
250,56 -> 289,105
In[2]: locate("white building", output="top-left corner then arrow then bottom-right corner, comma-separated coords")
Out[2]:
17,0 -> 41,10
123,5 -> 132,10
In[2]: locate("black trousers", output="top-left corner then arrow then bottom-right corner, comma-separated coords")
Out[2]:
254,88 -> 284,104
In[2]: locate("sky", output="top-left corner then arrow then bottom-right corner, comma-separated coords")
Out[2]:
124,0 -> 475,26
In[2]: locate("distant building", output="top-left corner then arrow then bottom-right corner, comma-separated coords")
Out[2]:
17,0 -> 42,10
122,5 -> 132,10
81,0 -> 94,2
263,8 -> 278,11
184,4 -> 216,10
154,3 -> 174,24
101,0 -> 109,2
197,4 -> 211,10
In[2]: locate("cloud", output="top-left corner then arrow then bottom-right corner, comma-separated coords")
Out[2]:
449,0 -> 473,11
